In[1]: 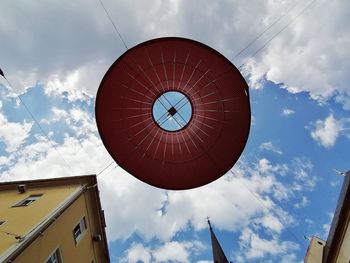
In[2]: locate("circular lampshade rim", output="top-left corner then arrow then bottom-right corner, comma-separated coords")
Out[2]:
95,37 -> 251,190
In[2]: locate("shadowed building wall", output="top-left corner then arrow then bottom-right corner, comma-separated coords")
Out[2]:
304,173 -> 350,263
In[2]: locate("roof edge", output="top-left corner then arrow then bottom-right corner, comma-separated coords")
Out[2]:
323,174 -> 350,262
0,174 -> 97,190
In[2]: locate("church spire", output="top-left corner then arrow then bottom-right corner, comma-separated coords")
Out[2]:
207,218 -> 229,263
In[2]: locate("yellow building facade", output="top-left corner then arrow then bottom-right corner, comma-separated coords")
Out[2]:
0,175 -> 110,263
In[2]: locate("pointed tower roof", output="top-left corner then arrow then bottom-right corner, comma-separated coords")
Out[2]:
208,219 -> 229,263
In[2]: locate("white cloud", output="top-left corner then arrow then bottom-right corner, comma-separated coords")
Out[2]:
40,107 -> 69,124
0,106 -> 111,181
335,93 -> 350,111
0,133 -> 111,182
290,157 -> 317,191
1,0 -> 349,104
280,253 -> 299,263
45,61 -> 108,101
294,196 -> 309,209
259,142 -> 283,154
0,1 -> 115,99
41,106 -> 97,137
256,158 -> 288,177
0,110 -> 33,152
256,214 -> 284,233
99,156 -> 314,245
122,241 -> 205,263
238,227 -> 299,261
281,108 -> 295,116
0,93 -> 318,263
0,126 -> 295,263
310,114 -> 350,148
245,0 -> 350,103
0,106 -> 314,255
0,155 -> 12,167
310,114 -> 341,148
99,167 -> 273,242
258,158 -> 274,173
153,241 -> 203,263
245,157 -> 316,202
123,243 -> 151,263
244,3 -> 350,112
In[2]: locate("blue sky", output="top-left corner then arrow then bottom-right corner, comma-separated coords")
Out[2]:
1,0 -> 349,262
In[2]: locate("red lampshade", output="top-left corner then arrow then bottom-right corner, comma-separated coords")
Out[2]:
96,37 -> 251,190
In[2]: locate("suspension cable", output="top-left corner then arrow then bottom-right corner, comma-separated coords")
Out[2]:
0,72 -> 74,174
97,0 -> 128,50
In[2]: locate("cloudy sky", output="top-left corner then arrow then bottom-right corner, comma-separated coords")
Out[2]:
1,0 -> 349,262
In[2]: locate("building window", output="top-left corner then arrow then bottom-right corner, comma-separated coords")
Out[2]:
73,217 -> 87,244
45,248 -> 62,263
12,194 -> 43,207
